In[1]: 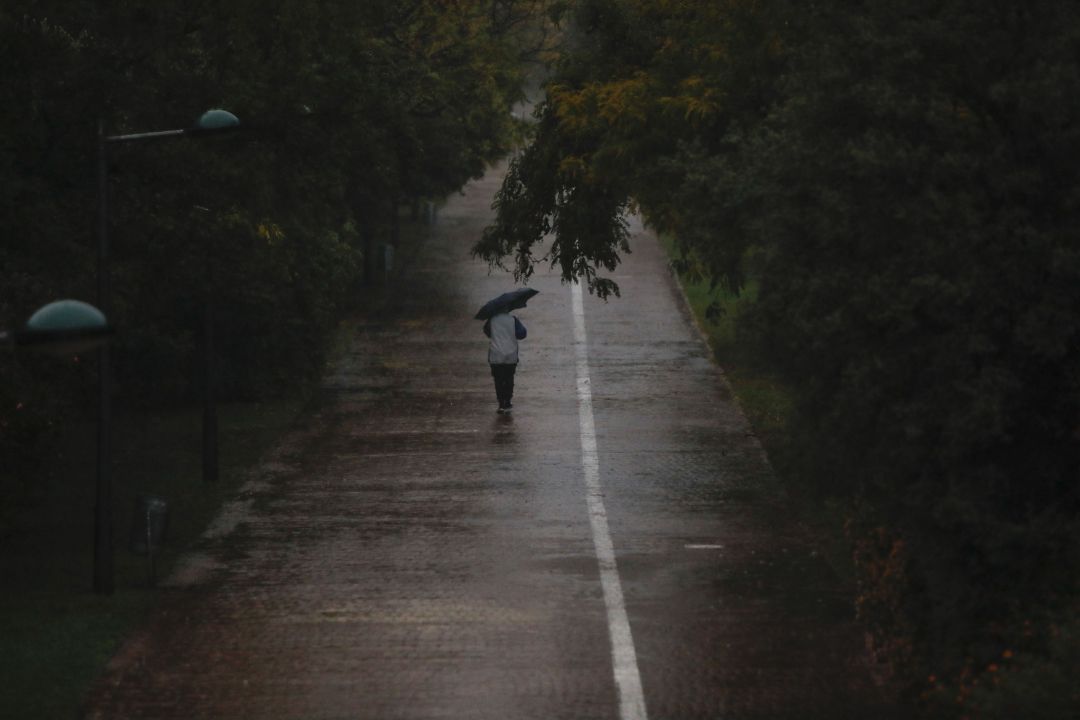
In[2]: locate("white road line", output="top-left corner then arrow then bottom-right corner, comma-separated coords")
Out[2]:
571,281 -> 649,720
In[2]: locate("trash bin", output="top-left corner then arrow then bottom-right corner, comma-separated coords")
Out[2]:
129,493 -> 169,555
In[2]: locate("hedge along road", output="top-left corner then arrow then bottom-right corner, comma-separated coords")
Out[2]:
84,160 -> 896,719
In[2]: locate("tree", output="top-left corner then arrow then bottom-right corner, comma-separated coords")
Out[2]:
0,0 -> 544,497
474,0 -> 781,297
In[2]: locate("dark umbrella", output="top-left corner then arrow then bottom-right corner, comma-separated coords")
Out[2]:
475,288 -> 539,320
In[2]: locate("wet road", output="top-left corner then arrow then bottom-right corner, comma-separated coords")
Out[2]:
85,162 -> 894,719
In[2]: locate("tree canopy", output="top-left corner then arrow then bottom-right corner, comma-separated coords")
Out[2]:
475,1 -> 1080,714
1,0 -> 555,508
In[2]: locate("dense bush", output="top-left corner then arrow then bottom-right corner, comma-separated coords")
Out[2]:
739,5 -> 1080,697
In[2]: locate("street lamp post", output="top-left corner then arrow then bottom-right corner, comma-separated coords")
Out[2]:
192,205 -> 218,486
202,248 -> 218,486
94,109 -> 240,595
95,120 -> 114,595
4,301 -> 112,559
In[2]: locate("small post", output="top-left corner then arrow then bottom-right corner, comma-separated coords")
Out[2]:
391,198 -> 400,245
145,504 -> 156,586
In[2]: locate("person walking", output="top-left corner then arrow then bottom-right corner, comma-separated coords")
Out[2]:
483,311 -> 527,413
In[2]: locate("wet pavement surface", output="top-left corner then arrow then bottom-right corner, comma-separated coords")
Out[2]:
84,162 -> 897,719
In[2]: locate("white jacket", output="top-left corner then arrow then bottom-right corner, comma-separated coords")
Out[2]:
486,313 -> 522,364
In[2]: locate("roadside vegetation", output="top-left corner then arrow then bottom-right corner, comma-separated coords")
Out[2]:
660,236 -> 857,584
475,1 -> 1080,716
0,400 -> 303,718
660,235 -> 793,462
1,1 -> 560,716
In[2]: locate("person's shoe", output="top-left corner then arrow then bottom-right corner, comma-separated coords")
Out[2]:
496,406 -> 507,414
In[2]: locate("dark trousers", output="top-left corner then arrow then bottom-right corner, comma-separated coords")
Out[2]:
490,363 -> 517,408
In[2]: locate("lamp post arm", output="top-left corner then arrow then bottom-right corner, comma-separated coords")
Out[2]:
106,128 -> 188,143
107,125 -> 242,145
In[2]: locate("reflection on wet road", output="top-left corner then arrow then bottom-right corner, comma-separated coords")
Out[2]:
85,162 -> 895,719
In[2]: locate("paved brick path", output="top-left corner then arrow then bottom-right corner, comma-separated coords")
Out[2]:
83,162 -> 896,719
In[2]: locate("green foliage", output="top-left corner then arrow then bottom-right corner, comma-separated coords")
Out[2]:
477,103 -> 633,298
474,0 -> 781,296
479,0 -> 1080,712
745,2 -> 1080,689
2,0 -> 547,457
